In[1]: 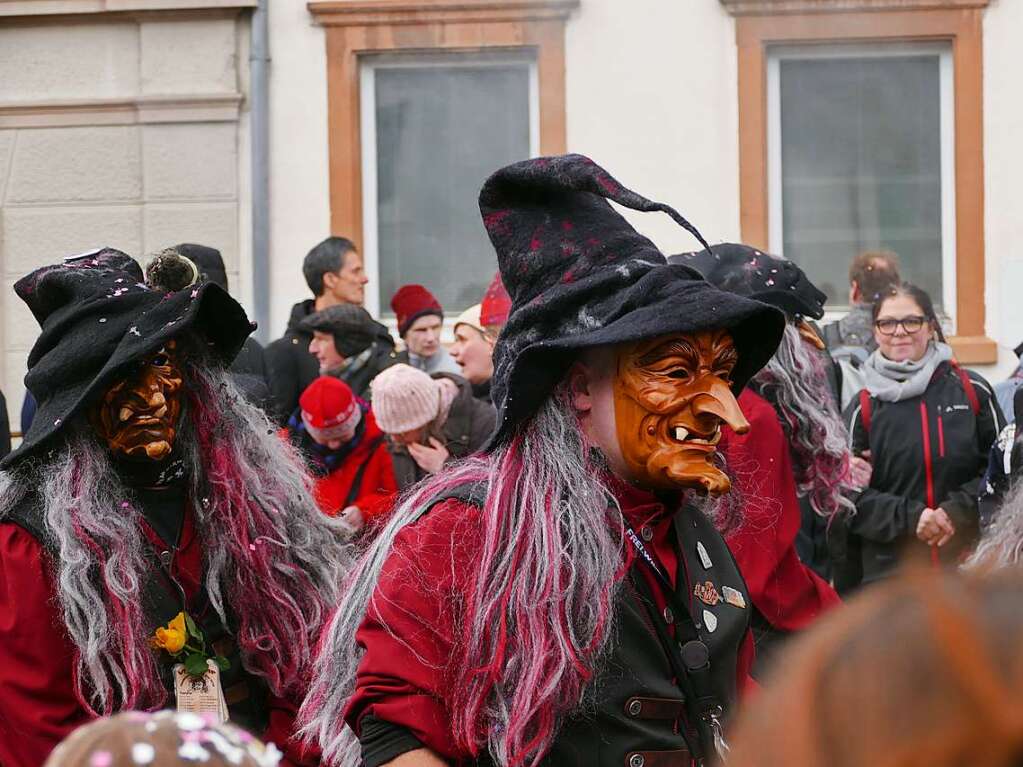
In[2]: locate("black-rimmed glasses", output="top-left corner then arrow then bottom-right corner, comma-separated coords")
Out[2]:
874,315 -> 927,335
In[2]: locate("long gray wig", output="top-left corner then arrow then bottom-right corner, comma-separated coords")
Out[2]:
0,358 -> 352,716
750,323 -> 857,518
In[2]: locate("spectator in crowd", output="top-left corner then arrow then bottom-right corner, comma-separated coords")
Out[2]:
301,304 -> 398,400
165,244 -> 273,409
840,283 -> 1003,592
369,363 -> 495,490
727,570 -> 1023,767
390,284 -> 462,376
676,244 -> 848,672
284,376 -> 396,532
479,270 -> 512,335
266,236 -> 372,422
823,250 -> 902,410
450,304 -> 496,403
993,341 -> 1023,425
44,710 -> 282,767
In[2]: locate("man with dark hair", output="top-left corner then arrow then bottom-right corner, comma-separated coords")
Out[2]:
267,236 -> 375,423
823,249 -> 902,409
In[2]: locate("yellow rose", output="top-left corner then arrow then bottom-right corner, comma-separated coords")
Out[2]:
150,612 -> 187,654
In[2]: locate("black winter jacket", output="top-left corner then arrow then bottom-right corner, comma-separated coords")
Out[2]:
838,362 -> 1003,589
266,300 -> 320,423
388,374 -> 497,490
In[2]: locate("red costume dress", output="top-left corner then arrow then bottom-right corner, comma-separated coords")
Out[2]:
0,512 -> 316,767
721,390 -> 840,638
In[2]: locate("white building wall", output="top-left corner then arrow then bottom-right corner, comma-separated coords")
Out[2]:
265,0 -> 330,340
982,0 -> 1023,381
565,0 -> 741,253
0,9 -> 251,428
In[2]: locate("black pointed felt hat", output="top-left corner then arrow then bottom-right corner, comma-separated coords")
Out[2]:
2,247 -> 253,469
479,154 -> 787,447
671,243 -> 827,320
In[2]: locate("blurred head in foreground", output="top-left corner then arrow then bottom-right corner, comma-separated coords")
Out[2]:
727,569 -> 1023,767
44,711 -> 281,767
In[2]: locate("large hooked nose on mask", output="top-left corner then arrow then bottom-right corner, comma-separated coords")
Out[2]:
690,378 -> 749,435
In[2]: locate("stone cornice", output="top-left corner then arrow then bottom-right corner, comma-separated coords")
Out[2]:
308,0 -> 579,27
720,0 -> 989,15
0,93 -> 243,129
0,0 -> 254,16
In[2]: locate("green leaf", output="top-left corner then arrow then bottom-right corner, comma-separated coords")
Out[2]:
214,655 -> 231,672
184,653 -> 209,677
184,613 -> 202,641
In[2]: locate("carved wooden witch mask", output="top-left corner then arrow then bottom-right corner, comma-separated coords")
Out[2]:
89,340 -> 184,461
613,329 -> 749,494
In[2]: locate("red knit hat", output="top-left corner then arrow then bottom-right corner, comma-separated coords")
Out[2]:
390,284 -> 443,336
480,272 -> 512,328
300,376 -> 361,441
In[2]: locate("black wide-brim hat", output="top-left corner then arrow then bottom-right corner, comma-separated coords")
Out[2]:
478,154 -> 786,448
672,243 -> 827,321
2,247 -> 253,469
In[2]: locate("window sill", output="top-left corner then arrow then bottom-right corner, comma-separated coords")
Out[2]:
0,0 -> 254,15
950,335 -> 997,365
719,0 -> 988,15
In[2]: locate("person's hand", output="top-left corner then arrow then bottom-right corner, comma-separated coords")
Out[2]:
338,505 -> 364,533
407,438 -> 450,475
849,455 -> 872,488
916,507 -> 955,547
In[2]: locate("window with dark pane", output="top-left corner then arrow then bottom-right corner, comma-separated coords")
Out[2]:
779,54 -> 943,309
374,62 -> 531,313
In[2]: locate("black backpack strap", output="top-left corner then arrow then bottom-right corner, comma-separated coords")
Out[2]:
424,481 -> 488,511
343,435 -> 387,508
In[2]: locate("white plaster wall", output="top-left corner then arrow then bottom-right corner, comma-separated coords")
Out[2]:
981,0 -> 1023,383
265,0 -> 330,340
565,0 -> 741,254
0,14 -> 248,430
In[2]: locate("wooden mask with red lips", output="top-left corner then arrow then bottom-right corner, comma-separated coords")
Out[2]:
89,340 -> 183,461
613,329 -> 749,494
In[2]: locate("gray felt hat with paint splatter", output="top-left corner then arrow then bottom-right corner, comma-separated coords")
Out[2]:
2,247 -> 252,469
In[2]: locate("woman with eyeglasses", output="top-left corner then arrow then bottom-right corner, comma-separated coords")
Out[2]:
837,282 -> 1004,591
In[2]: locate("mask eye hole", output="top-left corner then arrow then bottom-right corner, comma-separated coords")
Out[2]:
150,349 -> 171,367
667,368 -> 692,380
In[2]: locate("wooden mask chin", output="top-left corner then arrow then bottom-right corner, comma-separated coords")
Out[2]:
89,341 -> 184,461
612,329 -> 750,494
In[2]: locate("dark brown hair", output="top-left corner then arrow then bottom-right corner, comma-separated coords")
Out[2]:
872,281 -> 945,343
850,250 -> 901,303
728,569 -> 1023,767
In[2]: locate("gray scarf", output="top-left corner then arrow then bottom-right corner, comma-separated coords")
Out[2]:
862,341 -> 954,402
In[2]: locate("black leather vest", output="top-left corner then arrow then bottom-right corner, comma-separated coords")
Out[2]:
431,487 -> 751,767
4,492 -> 269,732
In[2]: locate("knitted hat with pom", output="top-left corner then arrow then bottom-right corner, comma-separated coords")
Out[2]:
370,364 -> 442,434
300,376 -> 361,442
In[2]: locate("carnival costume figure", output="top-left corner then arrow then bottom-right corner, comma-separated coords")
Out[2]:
0,249 -> 350,766
300,155 -> 786,766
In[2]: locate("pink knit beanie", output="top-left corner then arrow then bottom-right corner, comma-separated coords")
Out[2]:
371,364 -> 442,434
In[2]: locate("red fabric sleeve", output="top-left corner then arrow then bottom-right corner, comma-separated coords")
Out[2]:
354,445 -> 399,522
723,390 -> 840,632
263,692 -> 322,767
344,499 -> 482,760
0,523 -> 89,766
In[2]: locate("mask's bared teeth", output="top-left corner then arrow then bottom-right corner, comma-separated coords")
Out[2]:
119,407 -> 134,422
709,427 -> 722,446
674,426 -> 689,442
